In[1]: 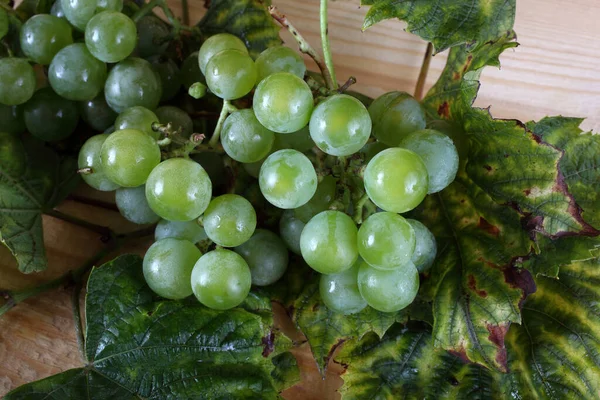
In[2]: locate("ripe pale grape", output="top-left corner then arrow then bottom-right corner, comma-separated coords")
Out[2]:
80,93 -> 117,131
279,210 -> 304,255
406,219 -> 437,273
198,33 -> 247,75
78,133 -> 120,191
294,175 -> 336,223
115,185 -> 160,224
143,238 -> 201,299
253,72 -> 314,133
235,229 -> 289,286
221,109 -> 275,163
205,49 -> 256,100
24,88 -> 79,142
191,249 -> 251,310
0,104 -> 26,134
255,45 -> 306,82
61,0 -> 123,31
155,219 -> 208,244
368,91 -> 426,146
115,106 -> 159,139
155,106 -> 193,137
148,56 -> 181,102
104,57 -> 162,113
20,14 -> 73,65
274,126 -> 314,152
309,94 -> 372,156
85,11 -> 136,63
145,158 -> 212,221
320,260 -> 367,314
203,194 -> 257,247
259,149 -> 317,209
135,15 -> 169,58
357,260 -> 419,312
364,148 -> 429,213
0,58 -> 36,106
300,210 -> 358,274
100,128 -> 160,187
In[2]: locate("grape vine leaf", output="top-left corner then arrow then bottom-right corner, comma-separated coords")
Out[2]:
360,0 -> 516,53
4,255 -> 298,399
0,134 -> 80,273
198,0 -> 281,58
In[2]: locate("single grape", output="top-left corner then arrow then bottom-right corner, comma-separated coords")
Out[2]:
203,194 -> 257,247
255,45 -> 306,83
148,56 -> 181,102
357,260 -> 419,313
135,15 -> 169,58
100,128 -> 160,187
50,0 -> 65,18
198,33 -> 248,75
20,14 -> 73,65
320,260 -> 367,315
49,43 -> 107,101
191,249 -> 251,310
79,92 -> 117,131
85,11 -> 136,63
234,229 -> 288,286
155,106 -> 193,137
104,57 -> 162,113
205,49 -> 257,100
364,148 -> 429,213
0,9 -> 9,40
145,158 -> 212,221
155,219 -> 207,243
406,219 -> 437,273
181,51 -> 205,89
259,149 -> 317,209
221,108 -> 275,163
24,88 -> 79,142
0,104 -> 26,134
294,175 -> 336,223
279,210 -> 304,255
368,91 -> 426,146
357,212 -> 416,270
115,185 -> 160,224
274,126 -> 314,152
61,0 -> 123,31
78,133 -> 120,191
253,72 -> 314,134
309,94 -> 372,156
360,141 -> 388,163
143,238 -> 201,299
0,58 -> 36,106
427,119 -> 470,166
115,106 -> 159,139
300,210 -> 358,274
399,129 -> 459,194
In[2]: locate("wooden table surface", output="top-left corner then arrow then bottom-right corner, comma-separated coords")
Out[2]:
1,0 -> 599,398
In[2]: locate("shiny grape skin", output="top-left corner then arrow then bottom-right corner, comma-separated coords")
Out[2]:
197,33 -> 248,75
115,106 -> 159,139
320,260 -> 367,315
85,11 -> 137,63
0,58 -> 36,106
61,0 -> 123,31
235,229 -> 289,286
202,194 -> 257,247
115,185 -> 161,225
79,92 -> 117,132
20,14 -> 73,65
204,49 -> 257,100
255,45 -> 306,83
154,219 -> 208,244
357,260 -> 419,313
24,87 -> 80,142
406,219 -> 437,273
78,133 -> 120,191
368,91 -> 426,147
221,108 -> 275,163
104,57 -> 162,113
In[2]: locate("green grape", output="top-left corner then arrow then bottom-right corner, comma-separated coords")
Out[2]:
398,129 -> 459,194
155,219 -> 207,244
198,33 -> 248,75
235,229 -> 288,286
80,92 -> 117,131
0,58 -> 36,106
145,158 -> 212,221
49,43 -> 107,101
427,119 -> 470,167
104,57 -> 162,113
309,94 -> 372,156
155,106 -> 193,137
148,56 -> 181,102
320,260 -> 367,315
115,185 -> 160,224
135,15 -> 169,58
279,210 -> 304,255
181,51 -> 205,89
253,72 -> 314,134
364,148 -> 429,213
294,175 -> 336,223
259,149 -> 317,209
24,88 -> 79,142
203,194 -> 257,247
143,238 -> 201,299
360,141 -> 388,163
357,212 -> 416,270
78,133 -> 120,191
406,219 -> 437,273
368,91 -> 426,146
300,210 -> 358,274
205,49 -> 256,100
242,158 -> 264,179
51,0 -> 65,18
20,14 -> 73,65
357,260 -> 419,313
61,0 -> 123,31
85,11 -> 136,63
191,248 -> 251,310
100,128 -> 160,187
255,45 -> 306,83
221,108 -> 274,163
0,104 -> 26,134
0,9 -> 8,40
115,106 -> 159,139
274,126 -> 314,152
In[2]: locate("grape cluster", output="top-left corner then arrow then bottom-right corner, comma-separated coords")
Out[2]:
1,4 -> 460,314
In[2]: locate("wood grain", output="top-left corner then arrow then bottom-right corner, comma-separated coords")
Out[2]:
2,0 -> 600,397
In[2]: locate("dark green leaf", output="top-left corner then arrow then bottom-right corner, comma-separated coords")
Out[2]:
5,255 -> 298,399
0,134 -> 80,273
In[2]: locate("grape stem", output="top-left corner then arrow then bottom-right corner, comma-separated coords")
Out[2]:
414,42 -> 433,100
352,193 -> 370,224
338,76 -> 357,93
268,6 -> 336,90
320,0 -> 337,89
208,100 -> 236,147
